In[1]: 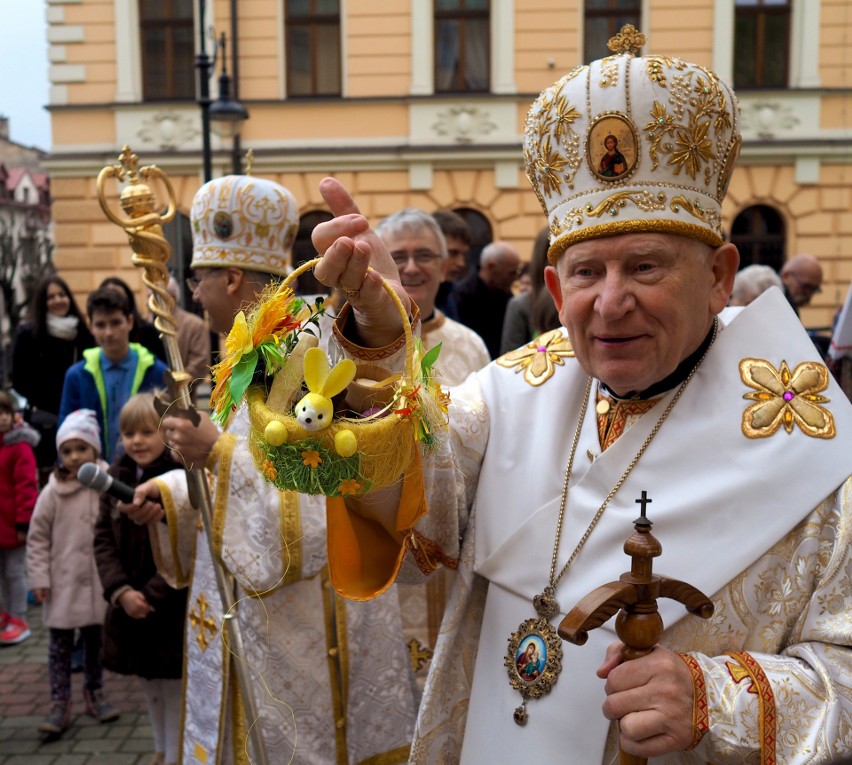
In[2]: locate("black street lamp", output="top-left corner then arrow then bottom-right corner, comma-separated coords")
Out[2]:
195,1 -> 248,182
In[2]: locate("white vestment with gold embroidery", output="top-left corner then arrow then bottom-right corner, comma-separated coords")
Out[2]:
388,288 -> 852,764
150,405 -> 418,765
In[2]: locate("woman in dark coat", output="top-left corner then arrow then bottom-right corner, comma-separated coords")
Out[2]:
11,275 -> 94,477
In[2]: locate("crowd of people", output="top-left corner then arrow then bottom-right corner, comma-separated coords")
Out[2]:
0,273 -> 205,762
0,24 -> 850,765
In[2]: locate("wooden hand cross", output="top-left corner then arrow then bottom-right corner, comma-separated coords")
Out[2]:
558,492 -> 714,765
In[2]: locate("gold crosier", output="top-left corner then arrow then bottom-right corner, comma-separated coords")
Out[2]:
96,147 -> 270,765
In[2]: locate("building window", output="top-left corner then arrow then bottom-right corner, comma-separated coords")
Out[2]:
435,0 -> 490,93
139,0 -> 195,100
584,0 -> 642,62
731,205 -> 785,272
734,0 -> 791,89
285,0 -> 341,97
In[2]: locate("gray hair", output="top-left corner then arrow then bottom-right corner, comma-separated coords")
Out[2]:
376,208 -> 448,259
731,264 -> 782,304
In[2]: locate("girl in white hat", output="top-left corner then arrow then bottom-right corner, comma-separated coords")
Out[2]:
26,409 -> 121,736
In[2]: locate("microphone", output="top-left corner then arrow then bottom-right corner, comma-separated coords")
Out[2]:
78,462 -> 136,504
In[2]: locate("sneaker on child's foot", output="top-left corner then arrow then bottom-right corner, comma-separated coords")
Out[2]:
0,616 -> 30,645
38,701 -> 70,734
82,687 -> 121,723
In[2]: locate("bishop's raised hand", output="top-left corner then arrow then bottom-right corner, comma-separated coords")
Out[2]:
312,177 -> 411,348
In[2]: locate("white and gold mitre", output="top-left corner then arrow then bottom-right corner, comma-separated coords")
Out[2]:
524,25 -> 741,264
190,174 -> 299,277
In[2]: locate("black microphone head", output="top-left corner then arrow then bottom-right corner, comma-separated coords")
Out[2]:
78,462 -> 109,492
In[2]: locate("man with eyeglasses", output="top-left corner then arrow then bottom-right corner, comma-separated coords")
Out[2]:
376,209 -> 491,692
378,208 -> 490,389
450,240 -> 523,358
781,253 -> 824,313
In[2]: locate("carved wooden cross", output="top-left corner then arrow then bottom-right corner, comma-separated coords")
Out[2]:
558,494 -> 714,765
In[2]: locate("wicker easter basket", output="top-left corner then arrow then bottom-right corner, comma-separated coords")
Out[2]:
243,258 -> 442,497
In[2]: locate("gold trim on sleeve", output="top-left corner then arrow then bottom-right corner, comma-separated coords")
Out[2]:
724,651 -> 777,765
675,652 -> 709,750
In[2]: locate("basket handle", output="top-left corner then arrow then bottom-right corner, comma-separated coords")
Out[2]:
284,257 -> 416,381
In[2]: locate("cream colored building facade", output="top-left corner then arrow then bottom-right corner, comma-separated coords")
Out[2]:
46,0 -> 852,330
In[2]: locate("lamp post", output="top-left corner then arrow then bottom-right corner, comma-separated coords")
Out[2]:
195,1 -> 248,182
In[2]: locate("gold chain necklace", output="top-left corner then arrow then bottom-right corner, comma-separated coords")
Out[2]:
505,319 -> 718,726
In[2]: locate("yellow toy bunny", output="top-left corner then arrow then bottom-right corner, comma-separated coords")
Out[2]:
292,347 -> 358,457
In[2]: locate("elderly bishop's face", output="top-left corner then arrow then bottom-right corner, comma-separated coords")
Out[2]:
545,233 -> 738,396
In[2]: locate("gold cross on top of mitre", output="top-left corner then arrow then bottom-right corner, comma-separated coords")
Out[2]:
608,24 -> 646,56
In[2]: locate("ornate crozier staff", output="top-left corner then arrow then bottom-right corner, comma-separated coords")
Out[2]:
96,146 -> 270,765
558,492 -> 714,765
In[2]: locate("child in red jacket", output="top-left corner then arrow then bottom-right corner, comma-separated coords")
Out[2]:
0,389 -> 39,645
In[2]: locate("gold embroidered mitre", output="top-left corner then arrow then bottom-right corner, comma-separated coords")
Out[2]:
524,24 -> 741,264
190,174 -> 299,277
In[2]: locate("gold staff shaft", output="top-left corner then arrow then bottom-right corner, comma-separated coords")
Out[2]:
96,146 -> 270,765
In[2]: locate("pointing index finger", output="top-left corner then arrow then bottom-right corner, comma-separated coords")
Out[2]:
319,177 -> 362,216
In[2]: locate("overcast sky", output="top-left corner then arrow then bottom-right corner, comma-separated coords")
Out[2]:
0,2 -> 51,150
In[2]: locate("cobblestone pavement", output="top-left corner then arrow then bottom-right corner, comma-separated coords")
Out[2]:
0,604 -> 155,765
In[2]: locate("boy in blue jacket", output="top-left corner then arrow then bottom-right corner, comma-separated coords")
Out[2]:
59,287 -> 167,462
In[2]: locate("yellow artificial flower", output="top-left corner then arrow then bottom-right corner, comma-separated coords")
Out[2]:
301,450 -> 322,468
226,311 -> 254,357
338,479 -> 362,496
262,459 -> 278,481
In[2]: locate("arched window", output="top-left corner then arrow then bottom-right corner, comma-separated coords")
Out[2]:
584,0 -> 642,61
731,205 -> 785,272
453,208 -> 492,271
292,210 -> 333,296
734,0 -> 791,89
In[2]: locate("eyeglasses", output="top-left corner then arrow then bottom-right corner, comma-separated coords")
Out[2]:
186,270 -> 220,292
791,274 -> 822,295
391,251 -> 442,268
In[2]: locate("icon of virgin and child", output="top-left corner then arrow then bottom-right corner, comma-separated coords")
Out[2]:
515,636 -> 546,682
